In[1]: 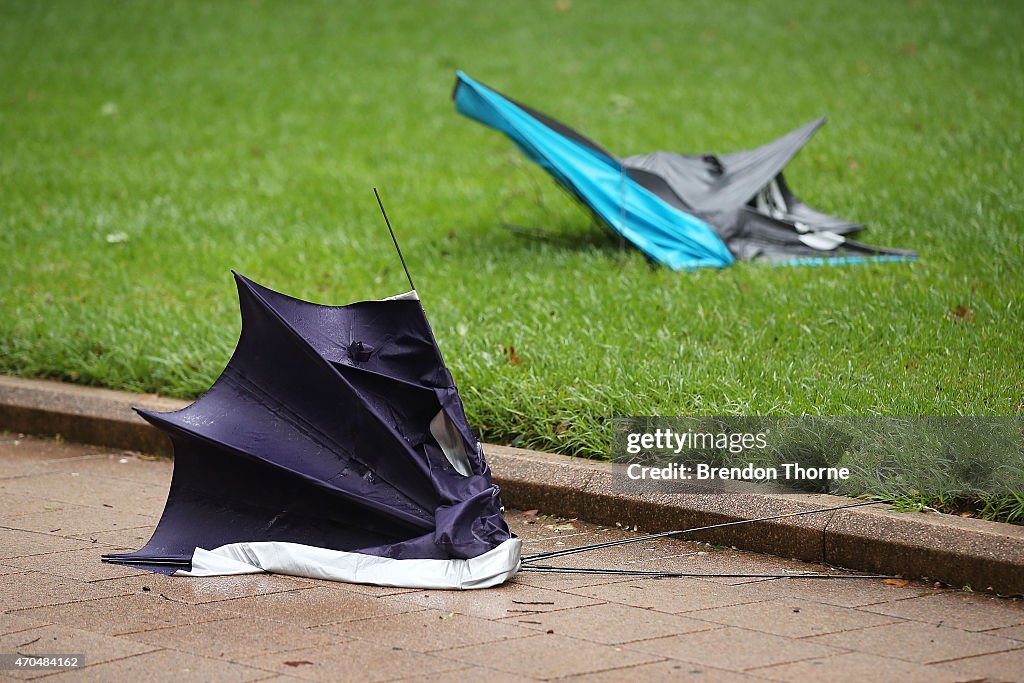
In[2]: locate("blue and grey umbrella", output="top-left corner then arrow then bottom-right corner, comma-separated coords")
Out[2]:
454,71 -> 916,269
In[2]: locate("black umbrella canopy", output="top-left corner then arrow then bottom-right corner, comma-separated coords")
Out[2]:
103,273 -> 519,589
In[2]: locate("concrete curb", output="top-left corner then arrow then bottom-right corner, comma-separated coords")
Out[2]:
2,374 -> 1022,595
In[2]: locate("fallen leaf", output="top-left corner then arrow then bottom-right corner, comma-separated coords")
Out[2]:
945,304 -> 974,323
521,509 -> 540,517
884,578 -> 910,587
439,612 -> 457,621
545,523 -> 575,531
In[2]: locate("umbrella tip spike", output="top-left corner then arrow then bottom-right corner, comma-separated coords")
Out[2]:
372,187 -> 417,293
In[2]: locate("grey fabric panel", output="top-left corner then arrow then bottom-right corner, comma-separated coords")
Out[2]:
623,118 -> 826,212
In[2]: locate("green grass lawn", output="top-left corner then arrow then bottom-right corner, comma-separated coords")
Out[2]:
2,1 -> 1022,516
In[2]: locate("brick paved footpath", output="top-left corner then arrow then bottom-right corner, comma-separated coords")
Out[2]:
1,434 -> 1022,682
